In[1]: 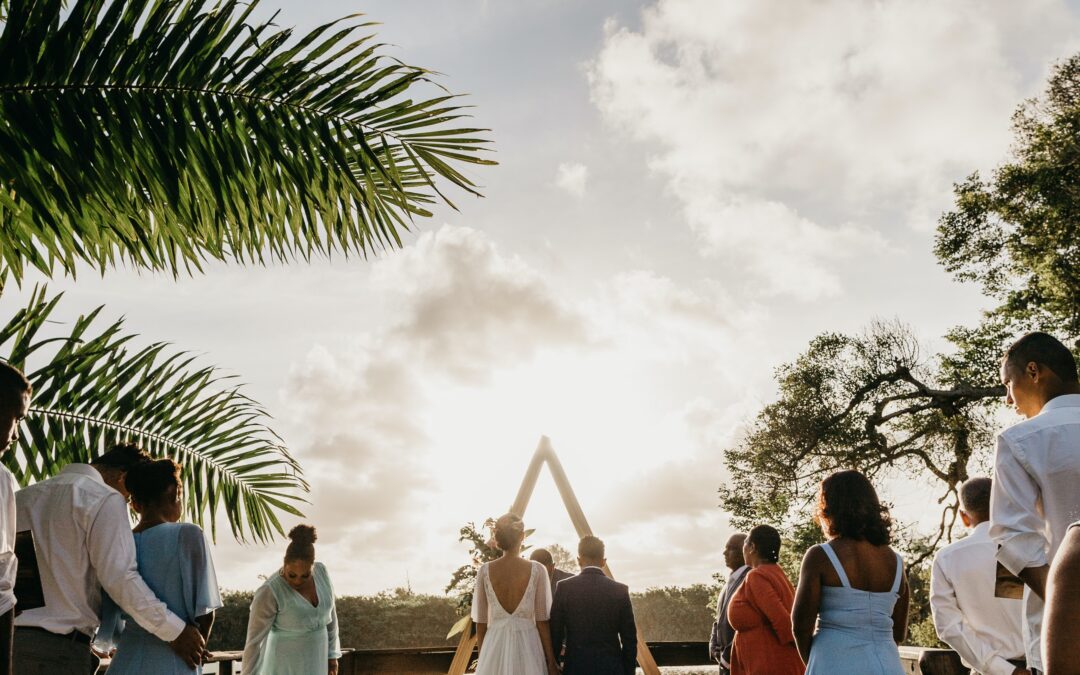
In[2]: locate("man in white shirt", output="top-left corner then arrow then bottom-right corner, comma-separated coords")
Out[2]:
0,362 -> 31,675
13,444 -> 206,672
932,477 -> 1026,675
709,533 -> 748,675
990,331 -> 1080,675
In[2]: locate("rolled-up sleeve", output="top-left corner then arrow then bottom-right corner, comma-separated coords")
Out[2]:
990,434 -> 1048,575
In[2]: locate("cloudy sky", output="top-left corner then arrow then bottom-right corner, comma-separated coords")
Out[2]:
7,0 -> 1080,596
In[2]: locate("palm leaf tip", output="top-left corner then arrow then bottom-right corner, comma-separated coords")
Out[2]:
2,286 -> 308,543
0,0 -> 496,284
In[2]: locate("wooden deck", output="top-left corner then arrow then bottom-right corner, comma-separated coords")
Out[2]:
98,642 -> 970,674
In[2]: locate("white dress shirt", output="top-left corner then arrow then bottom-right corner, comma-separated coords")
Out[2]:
14,464 -> 185,641
0,466 -> 17,615
931,522 -> 1025,675
990,393 -> 1080,672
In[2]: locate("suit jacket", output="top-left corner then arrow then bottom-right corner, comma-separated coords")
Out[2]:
709,565 -> 750,668
549,567 -> 637,675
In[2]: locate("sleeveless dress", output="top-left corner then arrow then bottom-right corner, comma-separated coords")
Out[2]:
470,560 -> 552,675
805,542 -> 905,675
241,562 -> 342,675
96,523 -> 222,675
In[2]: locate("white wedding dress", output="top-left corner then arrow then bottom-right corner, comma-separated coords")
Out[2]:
471,560 -> 552,675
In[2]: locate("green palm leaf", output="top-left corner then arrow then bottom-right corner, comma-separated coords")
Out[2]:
0,0 -> 495,284
1,286 -> 308,542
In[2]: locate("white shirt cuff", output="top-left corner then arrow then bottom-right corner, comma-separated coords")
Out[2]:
153,613 -> 188,643
996,534 -> 1048,576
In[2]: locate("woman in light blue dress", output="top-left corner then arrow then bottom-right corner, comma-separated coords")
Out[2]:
242,524 -> 341,675
792,470 -> 909,674
96,459 -> 222,674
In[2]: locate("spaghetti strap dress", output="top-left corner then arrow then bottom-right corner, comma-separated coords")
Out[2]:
805,542 -> 905,675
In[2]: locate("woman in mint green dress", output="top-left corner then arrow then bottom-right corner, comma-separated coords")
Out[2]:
242,525 -> 341,675
95,459 -> 222,674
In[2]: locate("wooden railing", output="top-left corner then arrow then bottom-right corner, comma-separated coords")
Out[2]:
97,643 -> 971,674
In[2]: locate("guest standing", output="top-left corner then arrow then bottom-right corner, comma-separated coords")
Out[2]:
97,459 -> 222,674
242,525 -> 341,675
931,477 -> 1027,675
990,332 -> 1080,675
709,533 -> 748,675
727,525 -> 804,675
471,514 -> 559,675
0,363 -> 30,675
530,548 -> 574,591
792,470 -> 908,675
14,444 -> 204,673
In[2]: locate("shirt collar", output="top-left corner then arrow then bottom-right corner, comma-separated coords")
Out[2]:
1042,394 -> 1080,413
59,463 -> 105,485
731,564 -> 749,576
971,521 -> 992,537
580,566 -> 605,575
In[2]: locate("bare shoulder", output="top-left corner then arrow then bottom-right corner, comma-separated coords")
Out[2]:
801,544 -> 828,568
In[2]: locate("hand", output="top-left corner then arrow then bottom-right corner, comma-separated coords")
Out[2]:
168,625 -> 206,669
328,658 -> 340,675
546,662 -> 560,675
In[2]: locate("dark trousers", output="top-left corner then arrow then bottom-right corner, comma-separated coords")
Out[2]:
13,627 -> 99,675
0,609 -> 12,675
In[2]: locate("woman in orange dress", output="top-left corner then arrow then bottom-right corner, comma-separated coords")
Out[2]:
727,525 -> 805,675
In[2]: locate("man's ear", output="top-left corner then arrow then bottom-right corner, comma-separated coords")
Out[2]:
959,510 -> 972,528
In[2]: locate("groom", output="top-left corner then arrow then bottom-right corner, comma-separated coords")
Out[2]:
548,536 -> 638,675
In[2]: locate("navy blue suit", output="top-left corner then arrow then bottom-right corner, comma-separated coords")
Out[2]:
549,568 -> 638,675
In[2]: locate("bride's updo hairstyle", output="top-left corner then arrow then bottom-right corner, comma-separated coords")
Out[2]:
815,469 -> 893,547
493,513 -> 525,551
285,524 -> 317,563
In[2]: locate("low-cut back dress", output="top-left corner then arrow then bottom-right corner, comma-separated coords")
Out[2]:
471,560 -> 552,675
805,542 -> 905,674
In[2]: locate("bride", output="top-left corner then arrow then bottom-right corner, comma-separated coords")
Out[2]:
471,513 -> 560,675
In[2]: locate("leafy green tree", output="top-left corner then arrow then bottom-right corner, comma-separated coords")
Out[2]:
0,0 -> 492,541
721,53 -> 1080,642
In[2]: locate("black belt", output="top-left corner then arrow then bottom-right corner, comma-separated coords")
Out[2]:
15,625 -> 92,646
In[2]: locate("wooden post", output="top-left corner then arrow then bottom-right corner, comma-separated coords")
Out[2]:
449,436 -> 661,675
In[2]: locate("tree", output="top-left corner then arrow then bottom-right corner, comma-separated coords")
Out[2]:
0,0 -> 492,541
722,54 -> 1080,556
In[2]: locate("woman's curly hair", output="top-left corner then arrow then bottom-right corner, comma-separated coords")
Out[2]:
815,470 -> 893,546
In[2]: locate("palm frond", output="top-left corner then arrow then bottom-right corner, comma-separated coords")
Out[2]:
1,286 -> 308,542
0,0 -> 495,283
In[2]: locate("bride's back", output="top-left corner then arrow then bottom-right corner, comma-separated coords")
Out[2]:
486,556 -> 536,615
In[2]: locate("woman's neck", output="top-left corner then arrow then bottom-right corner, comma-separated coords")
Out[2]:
500,547 -> 521,559
133,513 -> 169,532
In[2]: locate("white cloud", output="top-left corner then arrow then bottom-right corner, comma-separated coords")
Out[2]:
588,0 -> 1080,297
554,161 -> 589,198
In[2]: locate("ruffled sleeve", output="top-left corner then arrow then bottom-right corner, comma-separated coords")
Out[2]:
178,524 -> 222,620
533,561 -> 552,621
470,564 -> 489,624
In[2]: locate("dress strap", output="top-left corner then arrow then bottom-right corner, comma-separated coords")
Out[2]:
890,553 -> 904,595
820,542 -> 851,588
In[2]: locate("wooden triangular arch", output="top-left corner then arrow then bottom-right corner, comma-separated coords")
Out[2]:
447,436 -> 661,675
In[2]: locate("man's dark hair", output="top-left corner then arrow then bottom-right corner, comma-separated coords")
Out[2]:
529,548 -> 554,567
92,443 -> 152,472
0,361 -> 31,406
578,535 -> 605,561
1004,332 -> 1079,383
959,477 -> 992,520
